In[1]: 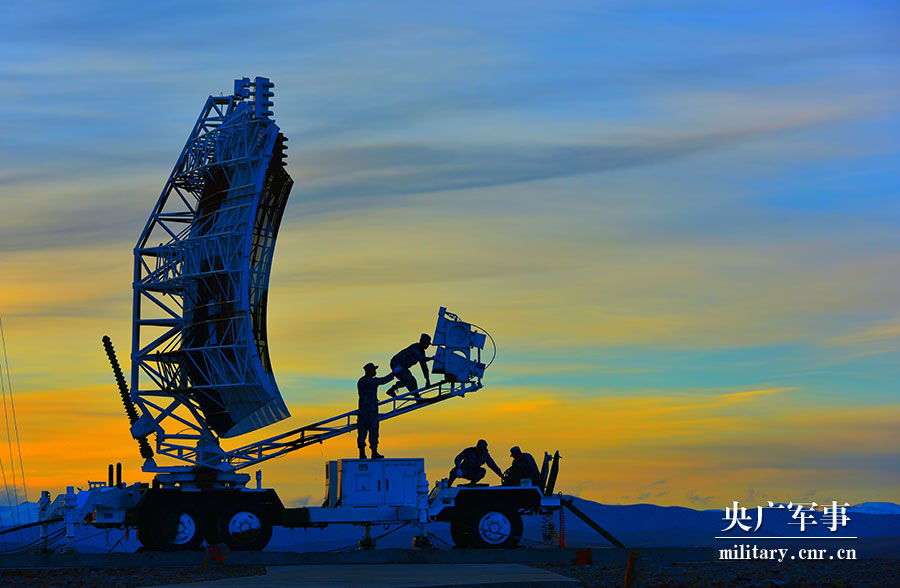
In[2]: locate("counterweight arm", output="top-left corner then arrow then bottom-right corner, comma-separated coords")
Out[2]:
103,336 -> 154,460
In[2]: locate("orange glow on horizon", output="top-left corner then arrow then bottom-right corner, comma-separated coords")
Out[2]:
6,382 -> 897,510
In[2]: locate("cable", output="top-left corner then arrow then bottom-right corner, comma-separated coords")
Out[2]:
0,516 -> 63,536
0,318 -> 21,534
0,415 -> 14,550
29,528 -> 66,553
37,529 -> 67,553
0,367 -> 13,552
35,528 -> 67,553
19,528 -> 65,554
28,525 -> 66,552
468,323 -> 497,369
3,329 -> 30,531
0,316 -> 33,545
0,524 -> 65,554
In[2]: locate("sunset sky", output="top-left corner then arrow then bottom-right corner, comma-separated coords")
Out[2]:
0,1 -> 898,510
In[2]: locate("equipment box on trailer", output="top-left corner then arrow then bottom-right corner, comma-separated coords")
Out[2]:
329,459 -> 424,507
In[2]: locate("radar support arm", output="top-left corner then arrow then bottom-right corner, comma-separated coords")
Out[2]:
144,307 -> 491,473
224,377 -> 481,470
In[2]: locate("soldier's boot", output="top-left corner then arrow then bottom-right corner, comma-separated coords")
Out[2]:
358,447 -> 367,459
371,446 -> 384,459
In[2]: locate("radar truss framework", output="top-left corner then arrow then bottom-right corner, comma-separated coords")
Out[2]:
131,77 -> 293,472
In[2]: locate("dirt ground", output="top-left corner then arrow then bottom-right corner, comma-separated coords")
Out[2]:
0,565 -> 266,588
536,559 -> 900,588
1,560 -> 898,587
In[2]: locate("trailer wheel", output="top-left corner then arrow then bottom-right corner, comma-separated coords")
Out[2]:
151,505 -> 204,551
137,516 -> 158,551
217,505 -> 273,551
449,520 -> 473,548
471,506 -> 522,549
204,524 -> 221,547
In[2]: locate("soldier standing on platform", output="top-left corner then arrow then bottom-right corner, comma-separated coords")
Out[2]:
357,362 -> 394,459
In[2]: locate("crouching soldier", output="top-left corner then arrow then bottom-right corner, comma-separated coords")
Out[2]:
503,446 -> 542,486
357,362 -> 394,459
448,439 -> 503,486
386,333 -> 433,398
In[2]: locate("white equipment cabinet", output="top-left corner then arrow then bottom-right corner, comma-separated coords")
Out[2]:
311,458 -> 429,528
332,458 -> 423,507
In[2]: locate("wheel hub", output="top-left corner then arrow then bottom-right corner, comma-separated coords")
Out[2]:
173,512 -> 197,545
228,511 -> 263,542
478,511 -> 512,544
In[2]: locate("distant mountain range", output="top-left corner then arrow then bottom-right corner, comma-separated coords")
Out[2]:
0,502 -> 39,528
1,498 -> 897,555
846,502 -> 900,515
558,497 -> 900,557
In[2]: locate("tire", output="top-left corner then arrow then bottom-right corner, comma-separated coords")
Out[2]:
216,505 -> 273,551
204,522 -> 222,547
136,516 -> 158,551
470,506 -> 523,549
450,519 -> 473,548
149,504 -> 204,551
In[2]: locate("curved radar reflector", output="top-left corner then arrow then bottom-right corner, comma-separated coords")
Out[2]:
132,77 -> 292,438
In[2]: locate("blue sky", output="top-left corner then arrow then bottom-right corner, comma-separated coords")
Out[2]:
0,1 -> 898,506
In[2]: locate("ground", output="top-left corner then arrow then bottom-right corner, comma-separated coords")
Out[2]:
1,560 -> 899,587
536,560 -> 900,588
0,565 -> 265,588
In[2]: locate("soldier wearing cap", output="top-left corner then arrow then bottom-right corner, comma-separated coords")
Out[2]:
385,333 -> 434,398
448,439 -> 503,486
357,362 -> 395,459
504,446 -> 541,486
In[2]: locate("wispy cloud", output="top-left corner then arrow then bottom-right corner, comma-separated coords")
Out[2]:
686,489 -> 714,506
295,113 -> 859,208
830,321 -> 900,346
720,387 -> 796,401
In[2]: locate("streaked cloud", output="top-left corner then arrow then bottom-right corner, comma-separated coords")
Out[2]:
829,321 -> 900,346
295,120 -> 831,205
720,387 -> 796,401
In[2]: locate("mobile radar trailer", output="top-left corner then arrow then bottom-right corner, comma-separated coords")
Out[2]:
38,78 -> 563,552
